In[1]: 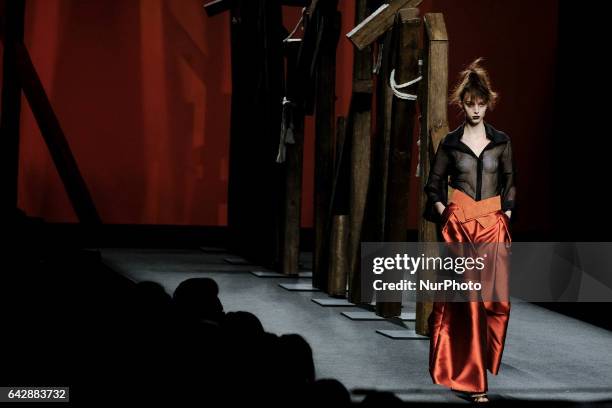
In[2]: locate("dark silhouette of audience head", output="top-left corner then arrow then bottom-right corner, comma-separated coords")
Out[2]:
221,310 -> 264,337
308,378 -> 351,407
172,277 -> 224,324
279,333 -> 315,385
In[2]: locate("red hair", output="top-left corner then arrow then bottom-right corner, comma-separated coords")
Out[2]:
450,58 -> 499,110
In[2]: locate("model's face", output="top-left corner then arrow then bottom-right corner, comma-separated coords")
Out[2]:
462,96 -> 487,126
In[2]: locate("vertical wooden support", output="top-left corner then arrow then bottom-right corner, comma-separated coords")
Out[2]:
279,40 -> 305,275
226,0 -> 284,267
327,115 -> 349,295
416,13 -> 449,335
312,1 -> 340,291
360,25 -> 395,306
376,8 -> 420,318
0,0 -> 25,218
347,0 -> 374,305
328,214 -> 349,297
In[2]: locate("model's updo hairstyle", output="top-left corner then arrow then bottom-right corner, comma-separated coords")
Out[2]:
451,57 -> 498,110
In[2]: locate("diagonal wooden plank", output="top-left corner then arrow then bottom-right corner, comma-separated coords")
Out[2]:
15,43 -> 101,224
346,0 -> 423,50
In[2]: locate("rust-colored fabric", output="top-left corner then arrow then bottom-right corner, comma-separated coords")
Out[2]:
428,189 -> 511,393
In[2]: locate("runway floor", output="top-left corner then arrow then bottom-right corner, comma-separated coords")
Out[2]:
101,248 -> 612,405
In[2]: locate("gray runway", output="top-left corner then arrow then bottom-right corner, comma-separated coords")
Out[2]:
101,248 -> 612,404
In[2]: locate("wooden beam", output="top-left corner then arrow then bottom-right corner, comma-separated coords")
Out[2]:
376,7 -> 420,318
312,1 -> 340,291
347,0 -> 374,305
359,27 -> 395,306
15,43 -> 101,224
327,116 -> 349,297
416,13 -> 449,335
280,40 -> 305,276
346,0 -> 422,50
0,0 -> 25,217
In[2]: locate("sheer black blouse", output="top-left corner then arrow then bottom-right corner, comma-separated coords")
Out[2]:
423,122 -> 516,223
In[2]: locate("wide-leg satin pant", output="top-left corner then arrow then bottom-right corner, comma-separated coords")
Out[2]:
428,190 -> 512,393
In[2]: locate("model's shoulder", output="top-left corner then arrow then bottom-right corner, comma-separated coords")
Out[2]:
440,125 -> 463,146
485,123 -> 511,143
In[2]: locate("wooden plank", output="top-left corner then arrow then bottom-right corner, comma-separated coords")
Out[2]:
359,26 -> 395,306
15,43 -> 101,224
376,8 -> 420,318
347,0 -> 374,305
346,0 -> 422,51
280,41 -> 304,276
312,1 -> 340,291
416,13 -> 449,335
424,12 -> 448,41
328,214 -> 348,297
0,0 -> 25,216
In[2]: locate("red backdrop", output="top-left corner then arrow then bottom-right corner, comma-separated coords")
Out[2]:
15,0 -> 557,232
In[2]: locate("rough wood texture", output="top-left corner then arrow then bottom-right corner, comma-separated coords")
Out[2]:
15,43 -> 101,224
312,1 -> 340,291
346,0 -> 422,50
328,215 -> 349,297
0,0 -> 25,217
326,116 -> 349,295
416,13 -> 449,335
376,8 -> 420,318
280,40 -> 305,275
347,0 -> 374,305
359,26 -> 395,306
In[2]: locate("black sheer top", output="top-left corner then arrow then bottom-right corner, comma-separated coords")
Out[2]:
423,122 -> 516,223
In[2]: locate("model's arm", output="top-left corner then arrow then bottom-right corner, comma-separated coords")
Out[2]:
500,139 -> 516,219
424,144 -> 450,221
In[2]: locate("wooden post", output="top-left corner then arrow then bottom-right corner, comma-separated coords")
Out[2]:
376,8 -> 420,318
280,40 -> 305,276
225,0 -> 284,267
312,0 -> 340,291
416,13 -> 449,335
327,115 -> 349,296
347,0 -> 374,305
359,26 -> 395,307
328,214 -> 349,297
0,0 -> 25,218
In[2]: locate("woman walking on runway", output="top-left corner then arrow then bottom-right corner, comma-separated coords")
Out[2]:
423,58 -> 516,404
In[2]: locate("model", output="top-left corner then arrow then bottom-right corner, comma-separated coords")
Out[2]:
423,58 -> 516,404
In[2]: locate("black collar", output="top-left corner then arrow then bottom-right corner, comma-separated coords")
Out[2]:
441,121 -> 509,151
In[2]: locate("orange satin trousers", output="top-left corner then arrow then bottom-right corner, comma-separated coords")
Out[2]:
428,189 -> 511,393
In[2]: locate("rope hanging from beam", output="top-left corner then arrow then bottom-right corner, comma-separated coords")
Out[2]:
389,68 -> 422,100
